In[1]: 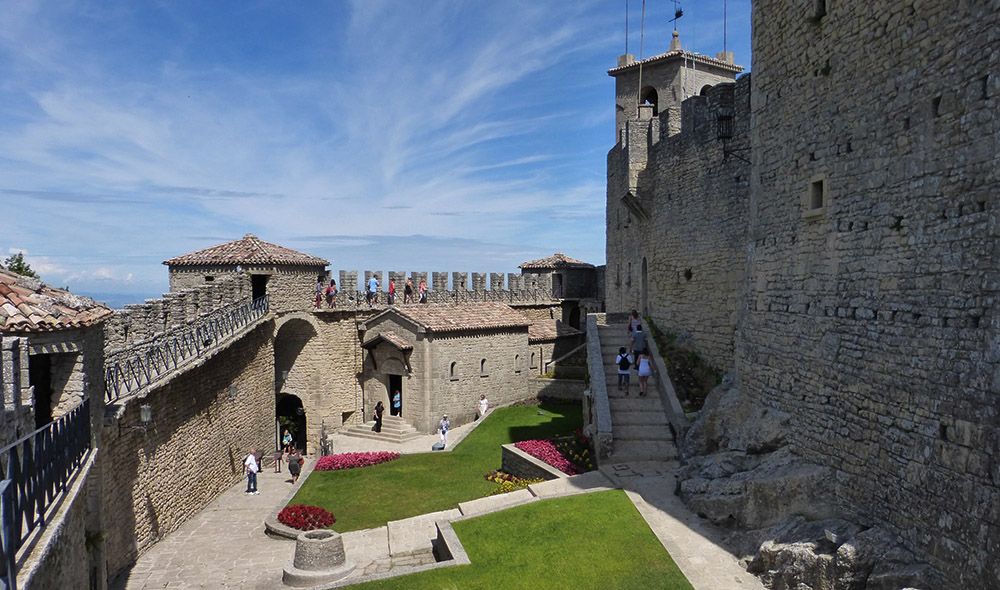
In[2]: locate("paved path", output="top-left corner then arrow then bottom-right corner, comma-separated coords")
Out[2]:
113,464 -> 307,590
603,461 -> 767,590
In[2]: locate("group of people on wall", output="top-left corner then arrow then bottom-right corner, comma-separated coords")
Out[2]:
314,276 -> 432,308
615,310 -> 654,396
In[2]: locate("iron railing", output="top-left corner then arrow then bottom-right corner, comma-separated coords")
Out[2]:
104,295 -> 269,402
0,399 -> 92,590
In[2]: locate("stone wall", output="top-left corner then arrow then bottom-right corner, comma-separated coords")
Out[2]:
101,321 -> 275,579
741,2 -> 999,585
1,337 -> 32,446
604,1 -> 999,585
606,77 -> 750,371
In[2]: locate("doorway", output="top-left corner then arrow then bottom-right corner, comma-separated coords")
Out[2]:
552,273 -> 564,299
388,374 -> 403,416
251,274 -> 269,301
276,394 -> 307,453
29,354 -> 53,429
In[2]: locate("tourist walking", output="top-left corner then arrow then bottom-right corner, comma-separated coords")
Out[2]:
615,346 -> 633,394
439,415 -> 451,446
325,279 -> 337,308
418,279 -> 428,303
391,390 -> 402,416
244,449 -> 259,495
636,352 -> 653,397
282,429 -> 293,453
366,275 -> 379,307
631,323 -> 648,358
373,400 -> 385,433
287,448 -> 303,485
388,278 -> 396,305
314,279 -> 324,309
404,278 -> 414,303
476,394 -> 489,420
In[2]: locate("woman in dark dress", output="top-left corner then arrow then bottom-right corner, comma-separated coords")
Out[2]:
373,401 -> 385,432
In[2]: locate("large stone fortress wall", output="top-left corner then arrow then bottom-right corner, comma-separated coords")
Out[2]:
607,77 -> 750,370
742,1 -> 998,585
605,2 -> 999,586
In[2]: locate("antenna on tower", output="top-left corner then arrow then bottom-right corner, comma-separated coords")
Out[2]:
669,0 -> 684,31
625,0 -> 629,56
723,0 -> 728,55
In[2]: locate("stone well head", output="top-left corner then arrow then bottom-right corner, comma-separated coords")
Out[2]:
292,529 -> 346,571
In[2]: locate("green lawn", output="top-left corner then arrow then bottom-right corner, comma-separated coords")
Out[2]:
349,490 -> 695,590
291,402 -> 582,532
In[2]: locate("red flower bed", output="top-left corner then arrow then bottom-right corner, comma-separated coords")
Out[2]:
277,504 -> 335,531
314,451 -> 400,471
514,439 -> 578,475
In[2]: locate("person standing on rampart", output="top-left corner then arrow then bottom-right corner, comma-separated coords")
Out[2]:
418,279 -> 428,304
388,279 -> 396,305
404,279 -> 414,304
314,279 -> 324,309
367,275 -> 379,307
325,279 -> 337,308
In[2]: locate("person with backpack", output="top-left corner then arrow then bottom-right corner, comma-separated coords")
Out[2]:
615,346 -> 633,394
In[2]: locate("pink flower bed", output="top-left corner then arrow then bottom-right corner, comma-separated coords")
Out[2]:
314,451 -> 400,471
514,440 -> 578,475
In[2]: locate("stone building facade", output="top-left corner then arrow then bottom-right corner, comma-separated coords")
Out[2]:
360,303 -> 531,433
605,4 -> 999,587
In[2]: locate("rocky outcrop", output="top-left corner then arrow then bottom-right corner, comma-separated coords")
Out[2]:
677,378 -> 947,589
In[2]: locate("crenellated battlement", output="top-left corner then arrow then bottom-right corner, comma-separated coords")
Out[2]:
334,269 -> 558,305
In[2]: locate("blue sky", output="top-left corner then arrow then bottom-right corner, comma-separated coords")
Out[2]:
0,0 -> 750,306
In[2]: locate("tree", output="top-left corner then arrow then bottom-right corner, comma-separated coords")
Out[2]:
3,252 -> 39,278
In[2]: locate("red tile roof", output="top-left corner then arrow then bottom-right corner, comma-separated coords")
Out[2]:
163,234 -> 328,267
0,269 -> 112,333
528,319 -> 583,343
362,331 -> 413,351
519,253 -> 594,270
367,303 -> 530,334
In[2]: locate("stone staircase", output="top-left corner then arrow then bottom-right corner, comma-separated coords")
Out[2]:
598,323 -> 678,463
339,415 -> 422,443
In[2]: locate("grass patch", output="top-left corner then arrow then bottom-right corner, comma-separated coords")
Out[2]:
291,402 -> 582,532
349,490 -> 694,590
645,319 -> 721,412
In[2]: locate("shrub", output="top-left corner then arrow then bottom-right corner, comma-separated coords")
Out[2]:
483,470 -> 543,495
514,440 -> 579,475
315,451 -> 400,471
278,504 -> 335,531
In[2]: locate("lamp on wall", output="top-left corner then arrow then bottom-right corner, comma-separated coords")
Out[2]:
139,403 -> 153,425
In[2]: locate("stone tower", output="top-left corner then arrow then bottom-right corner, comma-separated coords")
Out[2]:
609,31 -> 741,139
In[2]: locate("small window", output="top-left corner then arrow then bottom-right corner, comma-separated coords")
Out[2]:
514,354 -> 521,374
803,176 -> 828,219
480,358 -> 488,377
204,275 -> 215,282
449,362 -> 458,381
530,352 -> 537,369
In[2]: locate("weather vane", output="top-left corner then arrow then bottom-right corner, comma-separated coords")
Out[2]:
669,0 -> 683,31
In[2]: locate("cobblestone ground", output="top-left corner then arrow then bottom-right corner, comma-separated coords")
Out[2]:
112,465 -> 303,590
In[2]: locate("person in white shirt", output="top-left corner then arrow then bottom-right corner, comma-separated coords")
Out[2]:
476,395 -> 489,420
439,415 -> 451,446
244,449 -> 259,495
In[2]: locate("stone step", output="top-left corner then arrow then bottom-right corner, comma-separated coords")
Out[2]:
610,410 -> 669,426
387,508 -> 461,558
527,471 -> 617,499
339,427 -> 423,443
608,439 -> 678,463
613,423 -> 674,441
352,422 -> 418,436
458,489 -> 537,517
609,397 -> 664,412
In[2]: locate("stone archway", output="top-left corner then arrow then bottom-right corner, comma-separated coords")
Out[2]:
274,317 -> 319,452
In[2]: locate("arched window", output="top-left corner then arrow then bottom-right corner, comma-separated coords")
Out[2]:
449,362 -> 458,380
700,84 -> 713,97
514,354 -> 521,374
640,86 -> 659,116
530,352 -> 537,369
480,358 -> 488,377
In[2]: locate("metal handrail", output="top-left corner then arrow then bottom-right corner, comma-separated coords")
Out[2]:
0,399 -> 91,590
104,295 -> 269,402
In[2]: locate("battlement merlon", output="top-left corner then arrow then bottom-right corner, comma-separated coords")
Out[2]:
609,32 -> 743,141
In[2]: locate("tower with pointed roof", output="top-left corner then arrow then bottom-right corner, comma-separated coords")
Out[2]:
164,234 -> 329,314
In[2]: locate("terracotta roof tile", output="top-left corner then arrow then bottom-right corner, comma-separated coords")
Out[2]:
0,269 -> 112,333
367,302 -> 530,334
362,331 -> 414,351
608,49 -> 743,76
519,253 -> 594,270
163,234 -> 328,267
528,319 -> 583,343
